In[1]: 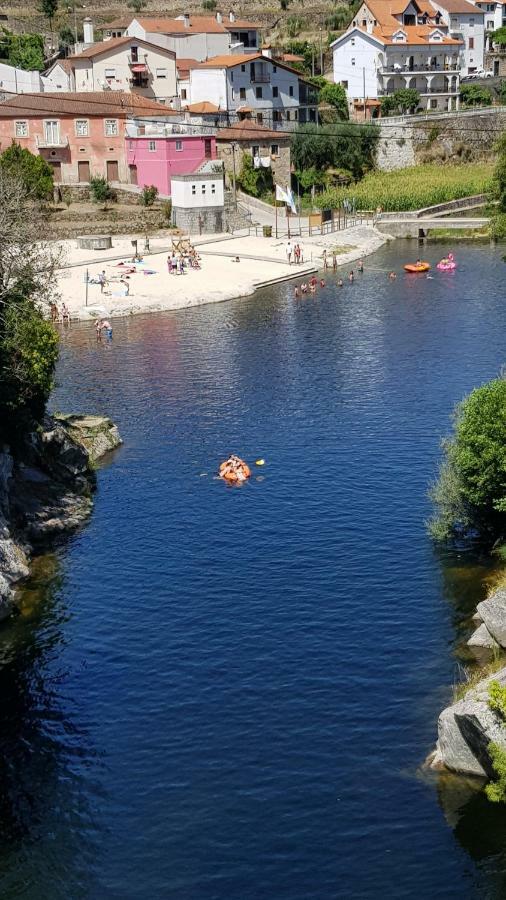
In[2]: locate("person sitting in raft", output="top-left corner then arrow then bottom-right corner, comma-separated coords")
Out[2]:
415,258 -> 421,266
219,455 -> 251,483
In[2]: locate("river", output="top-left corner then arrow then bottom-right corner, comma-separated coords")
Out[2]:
2,242 -> 506,899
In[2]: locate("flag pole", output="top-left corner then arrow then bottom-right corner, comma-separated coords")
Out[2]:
275,194 -> 278,239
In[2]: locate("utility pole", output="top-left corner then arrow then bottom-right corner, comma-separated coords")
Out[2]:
363,66 -> 366,121
311,44 -> 315,77
85,267 -> 89,306
319,27 -> 323,75
231,141 -> 238,209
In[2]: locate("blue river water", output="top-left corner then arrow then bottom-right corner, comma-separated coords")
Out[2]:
2,241 -> 506,899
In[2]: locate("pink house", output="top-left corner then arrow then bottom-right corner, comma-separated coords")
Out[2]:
125,126 -> 216,196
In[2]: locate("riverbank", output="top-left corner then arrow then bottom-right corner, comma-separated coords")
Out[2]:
0,415 -> 121,619
55,225 -> 389,321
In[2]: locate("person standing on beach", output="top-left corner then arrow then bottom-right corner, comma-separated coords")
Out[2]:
322,249 -> 328,270
99,270 -> 106,293
286,241 -> 292,265
332,252 -> 337,272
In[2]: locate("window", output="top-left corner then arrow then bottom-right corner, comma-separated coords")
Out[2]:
289,85 -> 294,97
44,120 -> 60,143
131,45 -> 138,62
351,57 -> 356,66
105,68 -> 116,79
105,119 -> 118,136
273,109 -> 282,122
156,68 -> 167,78
469,17 -> 475,25
362,18 -> 367,25
256,86 -> 263,98
342,79 -> 348,89
211,182 -> 216,194
294,109 -> 298,120
241,64 -> 246,71
286,110 -> 291,121
487,19 -> 494,27
149,140 -> 156,151
351,37 -> 355,45
469,36 -> 474,47
240,87 -> 246,99
75,119 -> 89,136
191,184 -> 196,194
201,183 -> 206,194
256,113 -> 263,123
230,71 -> 234,82
14,120 -> 28,137
252,144 -> 260,157
176,139 -> 183,151
273,65 -> 277,72
271,143 -> 279,156
181,88 -> 187,100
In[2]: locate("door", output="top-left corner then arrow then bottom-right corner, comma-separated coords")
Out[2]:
78,160 -> 90,182
106,160 -> 119,181
51,161 -> 62,182
44,119 -> 60,144
204,139 -> 212,159
494,59 -> 500,76
129,164 -> 138,185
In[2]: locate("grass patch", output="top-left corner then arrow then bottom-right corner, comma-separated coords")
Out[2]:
316,163 -> 494,213
427,227 -> 491,240
453,653 -> 506,703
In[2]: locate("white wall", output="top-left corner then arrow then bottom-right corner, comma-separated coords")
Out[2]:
172,175 -> 224,207
0,63 -> 42,94
72,39 -> 177,101
190,68 -> 227,107
127,19 -> 231,61
332,31 -> 381,100
433,2 -> 485,71
42,64 -> 71,92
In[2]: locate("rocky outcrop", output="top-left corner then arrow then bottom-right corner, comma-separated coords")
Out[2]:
467,588 -> 506,652
430,667 -> 506,777
0,414 -> 122,620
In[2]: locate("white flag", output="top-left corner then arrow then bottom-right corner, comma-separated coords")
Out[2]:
286,187 -> 297,215
275,184 -> 289,203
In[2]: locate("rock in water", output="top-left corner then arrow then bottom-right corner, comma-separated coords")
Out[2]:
477,589 -> 506,647
53,414 -> 122,464
467,622 -> 500,650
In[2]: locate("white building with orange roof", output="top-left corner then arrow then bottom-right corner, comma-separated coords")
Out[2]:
431,0 -> 485,73
126,13 -> 261,62
331,0 -> 463,113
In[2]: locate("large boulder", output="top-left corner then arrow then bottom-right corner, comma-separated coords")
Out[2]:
431,667 -> 506,776
53,414 -> 122,464
467,622 -> 499,650
477,590 -> 506,647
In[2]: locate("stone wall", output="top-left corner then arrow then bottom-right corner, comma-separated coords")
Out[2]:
172,204 -> 224,234
376,110 -> 506,171
216,142 -> 291,190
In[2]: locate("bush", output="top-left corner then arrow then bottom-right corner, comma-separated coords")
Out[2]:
89,176 -> 115,206
0,29 -> 44,71
237,153 -> 273,198
489,681 -> 506,719
161,199 -> 172,222
429,378 -> 506,543
140,184 -> 158,207
202,0 -> 217,8
0,143 -> 53,200
317,162 -> 494,212
491,212 -> 506,239
460,83 -> 493,108
486,742 -> 506,802
292,122 -> 379,182
380,88 -> 420,116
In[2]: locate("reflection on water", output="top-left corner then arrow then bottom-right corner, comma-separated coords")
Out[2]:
3,242 -> 506,898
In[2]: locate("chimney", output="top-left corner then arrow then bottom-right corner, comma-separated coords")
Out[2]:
83,17 -> 94,44
216,10 -> 223,22
229,10 -> 235,22
183,12 -> 190,27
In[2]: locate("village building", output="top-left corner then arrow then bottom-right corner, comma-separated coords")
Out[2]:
189,53 -> 318,129
0,91 -> 177,184
67,34 -> 178,104
431,0 -> 485,74
171,160 -> 225,233
176,58 -> 200,103
125,119 -> 217,195
215,120 -> 291,190
43,59 -> 73,92
331,0 -> 463,114
125,13 -> 261,61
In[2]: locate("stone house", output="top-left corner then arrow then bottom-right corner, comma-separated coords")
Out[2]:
215,121 -> 291,189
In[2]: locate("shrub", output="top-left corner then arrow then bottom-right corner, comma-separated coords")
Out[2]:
486,742 -> 506,802
319,82 -> 349,121
89,176 -> 115,206
0,29 -> 45,71
491,212 -> 506,239
489,680 -> 506,719
0,143 -> 53,200
380,88 -> 420,116
161,199 -> 172,222
140,184 -> 158,207
237,152 -> 273,198
429,378 -> 506,543
202,0 -> 217,9
460,83 -> 492,108
292,122 -> 379,181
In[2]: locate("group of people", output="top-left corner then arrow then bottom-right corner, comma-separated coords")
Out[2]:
285,241 -> 304,265
219,455 -> 251,484
50,301 -> 71,325
167,247 -> 201,275
294,259 -> 365,298
94,318 -> 113,342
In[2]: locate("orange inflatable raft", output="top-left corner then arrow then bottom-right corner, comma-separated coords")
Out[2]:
219,456 -> 251,484
404,261 -> 430,273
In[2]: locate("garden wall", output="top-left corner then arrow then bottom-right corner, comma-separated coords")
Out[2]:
376,109 -> 506,171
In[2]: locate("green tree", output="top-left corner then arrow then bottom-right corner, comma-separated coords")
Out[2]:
89,176 -> 114,207
291,122 -> 379,181
140,184 -> 158,206
202,0 -> 217,8
38,0 -> 58,32
127,0 -> 147,13
237,153 -> 273,198
380,88 -> 420,116
495,133 -> 506,212
0,30 -> 45,70
492,25 -> 506,47
0,143 -> 53,200
486,743 -> 506,802
319,82 -> 349,121
429,377 -> 506,543
460,83 -> 493,108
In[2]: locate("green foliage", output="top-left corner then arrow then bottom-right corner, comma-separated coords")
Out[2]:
291,122 -> 379,182
380,88 -> 420,116
237,152 -> 273,198
495,133 -> 506,212
89,176 -> 114,206
294,166 -> 329,191
325,9 -> 350,30
317,162 -> 494,212
283,40 -> 317,74
460,83 -> 493,108
493,25 -> 506,47
201,0 -> 217,9
285,15 -> 305,37
140,184 -> 158,207
490,212 -> 506,239
319,82 -> 349,120
489,680 -> 506,719
127,0 -> 147,12
0,143 -> 53,200
486,742 -> 506,802
38,0 -> 58,27
429,378 -> 506,542
0,300 -> 59,435
161,199 -> 172,222
0,29 -> 45,70
59,25 -> 77,48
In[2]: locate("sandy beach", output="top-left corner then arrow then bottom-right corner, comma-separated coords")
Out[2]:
55,225 -> 389,322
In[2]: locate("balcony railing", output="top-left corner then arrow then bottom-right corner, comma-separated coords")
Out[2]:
36,134 -> 69,149
378,64 -> 459,74
250,73 -> 270,83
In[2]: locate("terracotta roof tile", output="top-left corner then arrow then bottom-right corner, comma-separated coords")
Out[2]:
136,16 -> 228,34
0,91 -> 178,118
216,120 -> 290,141
184,101 -> 222,113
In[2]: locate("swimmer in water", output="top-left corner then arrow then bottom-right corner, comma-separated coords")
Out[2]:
349,271 -> 354,283
389,271 -> 396,280
358,260 -> 364,272
337,279 -> 343,287
320,280 -> 325,287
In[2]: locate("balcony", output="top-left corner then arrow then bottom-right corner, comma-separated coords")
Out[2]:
36,134 -> 69,149
250,72 -> 270,83
379,63 -> 459,74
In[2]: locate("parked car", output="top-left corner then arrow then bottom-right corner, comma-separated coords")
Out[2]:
467,68 -> 494,78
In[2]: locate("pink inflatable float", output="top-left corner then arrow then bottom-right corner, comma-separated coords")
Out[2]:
436,252 -> 456,271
